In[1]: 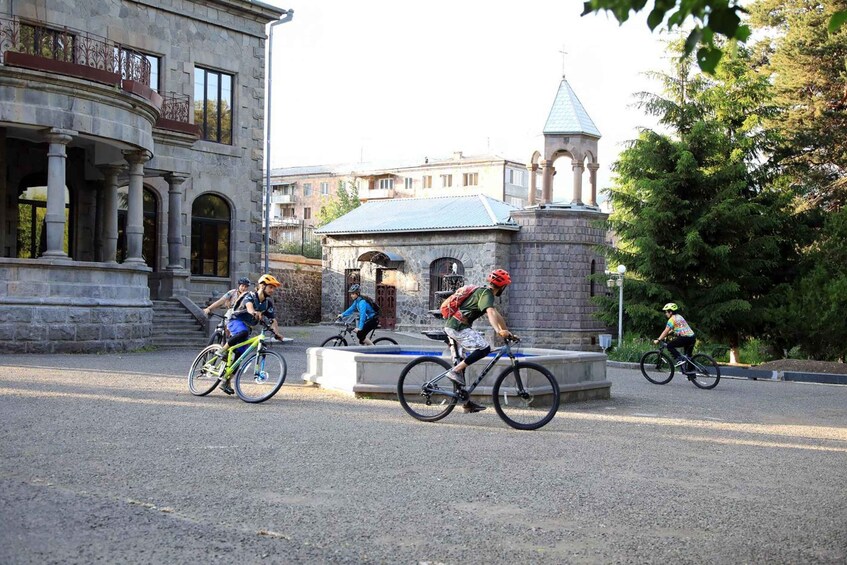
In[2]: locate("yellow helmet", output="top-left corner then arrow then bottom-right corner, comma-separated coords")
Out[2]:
258,273 -> 281,287
662,302 -> 679,312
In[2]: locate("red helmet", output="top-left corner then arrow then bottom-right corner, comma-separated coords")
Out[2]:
487,269 -> 511,287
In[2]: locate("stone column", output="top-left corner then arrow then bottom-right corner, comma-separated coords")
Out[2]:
94,184 -> 104,262
42,128 -> 76,258
122,150 -> 150,265
571,160 -> 585,206
99,165 -> 122,263
165,173 -> 188,270
587,162 -> 599,207
526,163 -> 538,207
540,160 -> 554,204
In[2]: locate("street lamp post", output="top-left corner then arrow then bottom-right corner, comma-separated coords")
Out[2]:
263,9 -> 294,274
606,264 -> 626,346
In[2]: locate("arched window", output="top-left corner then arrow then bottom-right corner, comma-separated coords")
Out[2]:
191,194 -> 230,277
429,257 -> 465,309
116,186 -> 158,269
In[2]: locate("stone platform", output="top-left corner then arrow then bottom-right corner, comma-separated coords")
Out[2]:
302,344 -> 611,402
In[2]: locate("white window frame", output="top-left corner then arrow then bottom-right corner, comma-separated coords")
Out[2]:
404,177 -> 413,189
463,172 -> 478,186
422,175 -> 432,189
320,182 -> 329,196
378,178 -> 394,190
440,174 -> 453,188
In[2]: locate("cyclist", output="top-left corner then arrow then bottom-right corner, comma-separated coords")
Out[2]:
203,277 -> 251,318
336,284 -> 378,345
444,268 -> 516,413
654,302 -> 696,372
216,273 -> 285,395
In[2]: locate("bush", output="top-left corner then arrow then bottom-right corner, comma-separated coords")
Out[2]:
605,335 -> 653,363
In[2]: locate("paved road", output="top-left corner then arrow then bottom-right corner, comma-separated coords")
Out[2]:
1,328 -> 846,564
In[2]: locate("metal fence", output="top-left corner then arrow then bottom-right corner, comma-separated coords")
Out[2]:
268,220 -> 320,259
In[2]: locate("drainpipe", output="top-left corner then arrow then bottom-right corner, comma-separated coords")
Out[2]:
264,8 -> 295,274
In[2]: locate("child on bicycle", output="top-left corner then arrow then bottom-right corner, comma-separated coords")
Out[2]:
336,284 -> 378,345
216,274 -> 285,395
443,268 -> 516,413
654,302 -> 696,372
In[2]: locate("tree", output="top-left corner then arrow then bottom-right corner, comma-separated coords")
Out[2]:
317,181 -> 361,227
582,0 -> 846,73
600,42 -> 803,361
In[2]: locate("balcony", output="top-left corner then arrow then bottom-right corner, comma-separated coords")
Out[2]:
365,188 -> 395,200
0,15 -> 162,110
155,92 -> 201,138
271,193 -> 296,204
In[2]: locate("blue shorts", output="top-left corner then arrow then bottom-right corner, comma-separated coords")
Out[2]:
226,319 -> 251,357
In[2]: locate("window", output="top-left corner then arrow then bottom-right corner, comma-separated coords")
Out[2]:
190,194 -> 230,277
117,186 -> 158,269
422,175 -> 432,189
304,207 -> 311,220
463,172 -> 478,186
440,174 -> 452,188
194,67 -> 233,144
17,184 -> 71,258
274,184 -> 294,196
506,169 -> 525,186
20,23 -> 75,62
344,269 -> 361,309
378,178 -> 394,190
509,196 -> 523,208
320,182 -> 329,195
404,177 -> 413,190
429,257 -> 465,309
282,207 -> 295,218
303,183 -> 312,197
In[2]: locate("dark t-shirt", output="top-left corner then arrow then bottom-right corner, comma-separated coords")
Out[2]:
231,291 -> 276,326
444,287 -> 495,331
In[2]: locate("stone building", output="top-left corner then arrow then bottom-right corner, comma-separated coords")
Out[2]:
0,0 -> 290,352
317,77 -> 611,350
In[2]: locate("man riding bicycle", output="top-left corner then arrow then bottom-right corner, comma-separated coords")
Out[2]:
654,302 -> 696,372
215,273 -> 285,395
203,277 -> 251,319
336,284 -> 379,345
443,268 -> 516,413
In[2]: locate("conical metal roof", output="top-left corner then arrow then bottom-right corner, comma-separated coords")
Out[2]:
543,78 -> 601,138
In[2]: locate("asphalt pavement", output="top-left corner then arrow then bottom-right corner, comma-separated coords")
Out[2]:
1,325 -> 846,564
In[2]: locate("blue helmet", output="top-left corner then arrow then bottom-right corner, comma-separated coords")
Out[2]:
348,284 -> 361,293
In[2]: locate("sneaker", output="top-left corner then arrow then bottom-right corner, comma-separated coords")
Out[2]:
462,401 -> 486,413
219,380 -> 234,395
445,369 -> 465,386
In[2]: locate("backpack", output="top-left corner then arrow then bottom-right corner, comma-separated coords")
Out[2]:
361,295 -> 381,317
440,285 -> 479,323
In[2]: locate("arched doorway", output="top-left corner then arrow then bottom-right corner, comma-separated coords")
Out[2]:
190,193 -> 230,277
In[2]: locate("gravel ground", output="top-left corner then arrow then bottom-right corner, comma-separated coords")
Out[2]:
755,359 -> 847,375
1,327 -> 846,564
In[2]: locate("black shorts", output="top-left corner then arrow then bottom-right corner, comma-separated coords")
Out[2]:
356,316 -> 379,343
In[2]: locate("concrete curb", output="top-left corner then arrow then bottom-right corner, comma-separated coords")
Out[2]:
607,361 -> 847,385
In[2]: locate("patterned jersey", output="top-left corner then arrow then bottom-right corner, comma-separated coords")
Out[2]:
666,314 -> 695,337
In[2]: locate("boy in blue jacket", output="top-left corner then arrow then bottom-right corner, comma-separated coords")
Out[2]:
337,284 -> 379,345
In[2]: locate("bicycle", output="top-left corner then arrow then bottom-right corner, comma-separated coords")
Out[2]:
207,312 -> 227,346
639,340 -> 721,389
188,317 -> 290,403
320,316 -> 398,347
397,335 -> 560,430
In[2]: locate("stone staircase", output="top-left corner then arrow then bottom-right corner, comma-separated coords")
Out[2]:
151,299 -> 208,348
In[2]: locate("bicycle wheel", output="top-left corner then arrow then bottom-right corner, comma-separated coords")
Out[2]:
688,354 -> 721,389
373,337 -> 398,345
397,356 -> 458,422
492,362 -> 560,430
188,345 -> 223,396
207,329 -> 225,346
320,335 -> 347,347
234,350 -> 287,403
640,351 -> 675,384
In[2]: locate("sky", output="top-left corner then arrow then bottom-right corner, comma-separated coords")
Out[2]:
262,0 -> 671,198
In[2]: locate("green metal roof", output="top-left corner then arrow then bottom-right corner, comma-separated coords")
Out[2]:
315,194 -> 519,235
543,78 -> 601,138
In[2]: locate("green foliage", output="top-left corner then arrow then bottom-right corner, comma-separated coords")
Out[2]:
600,42 -> 804,351
604,334 -> 652,363
316,181 -> 361,227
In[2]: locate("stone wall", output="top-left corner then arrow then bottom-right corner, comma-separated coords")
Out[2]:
0,258 -> 153,353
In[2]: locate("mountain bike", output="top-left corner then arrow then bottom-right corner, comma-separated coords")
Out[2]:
397,335 -> 560,430
320,316 -> 398,347
188,317 -> 290,403
207,312 -> 227,346
639,340 -> 721,389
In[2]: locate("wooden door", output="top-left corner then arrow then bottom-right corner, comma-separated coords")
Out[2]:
375,268 -> 397,329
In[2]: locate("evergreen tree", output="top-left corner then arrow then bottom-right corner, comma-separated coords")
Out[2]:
601,43 -> 800,360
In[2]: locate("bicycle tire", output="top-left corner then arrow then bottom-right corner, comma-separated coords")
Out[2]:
688,353 -> 720,390
373,337 -> 398,345
492,362 -> 560,430
320,335 -> 348,347
207,329 -> 225,346
234,350 -> 287,403
188,344 -> 223,396
640,350 -> 675,384
397,356 -> 458,422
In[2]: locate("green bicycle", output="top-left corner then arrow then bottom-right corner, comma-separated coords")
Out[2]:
188,317 -> 289,403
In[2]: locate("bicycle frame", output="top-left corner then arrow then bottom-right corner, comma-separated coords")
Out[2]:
657,341 -> 708,372
424,339 -> 519,401
207,328 -> 272,379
